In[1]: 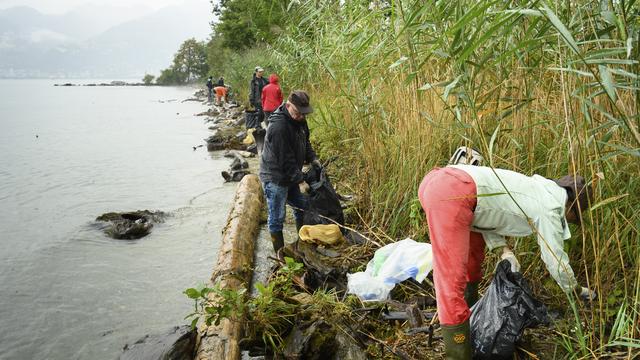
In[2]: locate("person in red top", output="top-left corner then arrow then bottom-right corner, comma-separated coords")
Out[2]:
261,74 -> 283,126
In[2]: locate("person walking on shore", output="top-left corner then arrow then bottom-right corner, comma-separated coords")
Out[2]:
206,76 -> 214,102
417,165 -> 595,359
250,67 -> 269,125
261,73 -> 283,126
259,90 -> 320,253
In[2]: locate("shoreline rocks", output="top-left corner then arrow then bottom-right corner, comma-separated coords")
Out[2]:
54,81 -> 153,87
95,210 -> 166,240
119,325 -> 196,360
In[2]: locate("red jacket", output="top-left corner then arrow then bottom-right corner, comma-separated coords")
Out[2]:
261,74 -> 283,112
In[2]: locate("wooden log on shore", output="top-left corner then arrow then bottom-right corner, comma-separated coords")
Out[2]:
196,174 -> 263,360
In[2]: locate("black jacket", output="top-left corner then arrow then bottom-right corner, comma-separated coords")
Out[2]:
259,104 -> 316,186
249,75 -> 268,107
206,79 -> 213,89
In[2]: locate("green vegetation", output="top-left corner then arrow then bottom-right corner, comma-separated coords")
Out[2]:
189,0 -> 640,358
185,257 -> 349,352
156,38 -> 209,85
142,74 -> 155,85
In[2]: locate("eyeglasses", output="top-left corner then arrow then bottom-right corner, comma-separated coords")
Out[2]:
289,103 -> 305,119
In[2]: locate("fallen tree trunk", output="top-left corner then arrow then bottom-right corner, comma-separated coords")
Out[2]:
196,174 -> 264,360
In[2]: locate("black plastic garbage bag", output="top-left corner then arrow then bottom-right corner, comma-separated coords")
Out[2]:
302,163 -> 344,228
245,110 -> 261,129
470,260 -> 549,359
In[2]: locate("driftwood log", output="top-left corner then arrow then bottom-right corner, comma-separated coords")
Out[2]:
196,174 -> 264,360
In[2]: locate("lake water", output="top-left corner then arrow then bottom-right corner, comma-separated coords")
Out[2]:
0,80 -> 235,359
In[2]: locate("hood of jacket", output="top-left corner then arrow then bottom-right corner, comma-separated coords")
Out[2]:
268,74 -> 279,84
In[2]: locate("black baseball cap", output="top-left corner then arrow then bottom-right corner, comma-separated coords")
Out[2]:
288,90 -> 313,114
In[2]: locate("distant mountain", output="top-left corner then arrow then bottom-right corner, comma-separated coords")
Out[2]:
0,0 -> 212,78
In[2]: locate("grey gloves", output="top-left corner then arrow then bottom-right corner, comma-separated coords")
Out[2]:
579,286 -> 597,301
500,247 -> 521,273
299,181 -> 310,194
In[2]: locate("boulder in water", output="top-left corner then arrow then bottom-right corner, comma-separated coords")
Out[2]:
95,210 -> 165,240
119,325 -> 196,360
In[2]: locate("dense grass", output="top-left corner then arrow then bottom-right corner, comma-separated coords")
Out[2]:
216,0 -> 639,357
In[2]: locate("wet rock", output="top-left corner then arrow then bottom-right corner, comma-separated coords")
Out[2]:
283,319 -> 337,360
195,109 -> 220,117
95,210 -> 165,240
294,241 -> 349,292
119,325 -> 196,360
225,151 -> 249,169
224,150 -> 255,158
222,170 -> 250,182
246,144 -> 258,154
205,128 -> 244,151
333,331 -> 367,360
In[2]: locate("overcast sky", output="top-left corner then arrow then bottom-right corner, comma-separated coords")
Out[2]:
0,0 -> 195,13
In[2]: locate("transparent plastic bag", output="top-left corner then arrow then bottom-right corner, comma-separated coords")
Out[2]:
347,238 -> 432,301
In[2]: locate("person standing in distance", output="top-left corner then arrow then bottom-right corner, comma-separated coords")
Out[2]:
261,73 -> 283,126
249,67 -> 269,124
206,76 -> 214,102
259,90 -> 321,253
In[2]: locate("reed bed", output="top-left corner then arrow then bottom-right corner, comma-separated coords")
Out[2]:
252,0 -> 640,357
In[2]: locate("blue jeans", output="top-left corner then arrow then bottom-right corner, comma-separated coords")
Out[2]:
262,181 -> 308,233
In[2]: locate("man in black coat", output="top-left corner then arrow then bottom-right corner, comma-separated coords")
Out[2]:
249,67 -> 269,124
259,90 -> 320,253
206,76 -> 214,102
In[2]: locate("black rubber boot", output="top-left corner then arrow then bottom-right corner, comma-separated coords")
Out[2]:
464,281 -> 479,308
270,231 -> 284,253
441,320 -> 471,360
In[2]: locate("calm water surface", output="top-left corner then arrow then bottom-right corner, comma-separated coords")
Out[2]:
0,80 -> 235,359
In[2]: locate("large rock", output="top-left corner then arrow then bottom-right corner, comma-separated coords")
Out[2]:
205,128 -> 244,151
119,325 -> 196,360
95,210 -> 165,240
283,319 -> 337,360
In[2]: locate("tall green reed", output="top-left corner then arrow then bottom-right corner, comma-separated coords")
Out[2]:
263,0 -> 639,356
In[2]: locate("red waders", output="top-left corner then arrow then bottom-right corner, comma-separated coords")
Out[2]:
418,167 -> 485,359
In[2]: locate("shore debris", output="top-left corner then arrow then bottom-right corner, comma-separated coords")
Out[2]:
347,238 -> 433,302
95,210 -> 165,240
119,325 -> 196,360
221,150 -> 251,183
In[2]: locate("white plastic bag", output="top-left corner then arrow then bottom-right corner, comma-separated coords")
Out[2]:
347,238 -> 433,301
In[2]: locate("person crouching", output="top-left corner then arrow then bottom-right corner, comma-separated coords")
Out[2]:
418,165 -> 594,359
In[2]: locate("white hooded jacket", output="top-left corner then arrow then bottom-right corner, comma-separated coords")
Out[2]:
449,165 -> 578,293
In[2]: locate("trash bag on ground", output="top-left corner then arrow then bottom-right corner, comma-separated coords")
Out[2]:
346,238 -> 433,301
470,260 -> 550,359
245,110 -> 261,129
253,127 -> 266,155
299,224 -> 343,245
302,163 -> 344,228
